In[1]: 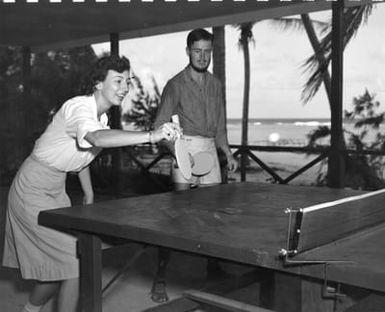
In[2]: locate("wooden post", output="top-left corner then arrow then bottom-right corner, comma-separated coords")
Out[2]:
212,26 -> 226,105
110,33 -> 122,190
327,0 -> 345,188
110,32 -> 121,130
212,25 -> 229,184
78,234 -> 102,312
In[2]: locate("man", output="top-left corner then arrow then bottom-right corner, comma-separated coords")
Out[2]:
152,28 -> 238,303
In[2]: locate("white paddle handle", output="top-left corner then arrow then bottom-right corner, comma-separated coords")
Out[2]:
171,114 -> 180,125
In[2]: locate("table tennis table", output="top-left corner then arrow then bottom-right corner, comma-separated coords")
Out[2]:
38,182 -> 385,312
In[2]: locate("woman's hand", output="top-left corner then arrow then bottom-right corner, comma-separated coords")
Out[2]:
82,193 -> 94,205
153,122 -> 182,142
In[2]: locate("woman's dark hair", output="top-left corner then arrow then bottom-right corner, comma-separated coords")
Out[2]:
186,29 -> 214,48
81,55 -> 131,95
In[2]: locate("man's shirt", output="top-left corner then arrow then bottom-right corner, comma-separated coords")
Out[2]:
154,66 -> 228,148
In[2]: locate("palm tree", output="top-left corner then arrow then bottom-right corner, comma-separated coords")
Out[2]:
301,5 -> 373,105
272,5 -> 373,105
270,16 -> 332,106
235,22 -> 255,181
275,5 -> 373,187
231,5 -> 373,184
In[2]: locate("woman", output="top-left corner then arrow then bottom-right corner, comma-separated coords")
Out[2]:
2,55 -> 180,312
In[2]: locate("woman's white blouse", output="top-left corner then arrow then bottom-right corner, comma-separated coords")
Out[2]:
32,95 -> 109,172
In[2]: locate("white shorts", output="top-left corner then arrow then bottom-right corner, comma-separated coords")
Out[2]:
171,135 -> 221,185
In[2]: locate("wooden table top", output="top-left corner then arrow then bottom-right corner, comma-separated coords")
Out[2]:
39,182 -> 385,292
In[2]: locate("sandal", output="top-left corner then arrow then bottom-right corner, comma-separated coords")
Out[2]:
150,278 -> 169,303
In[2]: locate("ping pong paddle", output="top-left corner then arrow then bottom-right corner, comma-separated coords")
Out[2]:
172,115 -> 192,180
192,151 -> 214,176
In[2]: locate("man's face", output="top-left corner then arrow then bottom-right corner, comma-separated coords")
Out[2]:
98,70 -> 131,106
187,39 -> 213,73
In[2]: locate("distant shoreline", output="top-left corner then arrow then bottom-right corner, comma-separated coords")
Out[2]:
227,118 -> 353,125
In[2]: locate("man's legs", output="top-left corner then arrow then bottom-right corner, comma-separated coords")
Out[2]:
151,139 -> 222,303
151,181 -> 191,303
151,247 -> 172,303
196,184 -> 228,281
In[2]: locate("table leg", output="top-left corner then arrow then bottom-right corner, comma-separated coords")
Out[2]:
77,233 -> 102,312
272,271 -> 336,312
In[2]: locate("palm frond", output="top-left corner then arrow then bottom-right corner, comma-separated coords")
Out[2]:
233,22 -> 256,49
268,17 -> 329,33
301,5 -> 372,104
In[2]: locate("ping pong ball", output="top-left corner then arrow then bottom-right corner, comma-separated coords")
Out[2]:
268,132 -> 280,143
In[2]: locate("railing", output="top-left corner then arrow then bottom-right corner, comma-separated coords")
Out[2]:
231,144 -> 330,184
109,143 -> 385,187
3,137 -> 385,190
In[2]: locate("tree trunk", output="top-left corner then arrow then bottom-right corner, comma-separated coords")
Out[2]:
301,14 -> 333,108
240,34 -> 251,182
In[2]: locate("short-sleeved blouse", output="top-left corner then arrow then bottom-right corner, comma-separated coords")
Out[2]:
32,95 -> 109,172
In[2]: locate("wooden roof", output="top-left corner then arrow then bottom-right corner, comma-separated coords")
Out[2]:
0,0 -> 342,51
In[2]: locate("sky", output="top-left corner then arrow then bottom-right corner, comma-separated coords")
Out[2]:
92,3 -> 385,119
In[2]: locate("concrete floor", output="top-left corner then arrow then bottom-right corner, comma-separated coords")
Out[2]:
0,186 -> 256,312
0,186 -> 209,312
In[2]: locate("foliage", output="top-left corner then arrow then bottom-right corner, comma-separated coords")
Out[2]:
31,47 -> 98,129
235,22 -> 255,48
122,74 -> 161,131
307,90 -> 385,190
302,5 -> 373,104
0,46 -> 98,184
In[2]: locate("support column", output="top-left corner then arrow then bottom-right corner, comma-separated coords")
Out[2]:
110,33 -> 122,190
110,32 -> 122,130
212,25 -> 229,183
327,0 -> 345,188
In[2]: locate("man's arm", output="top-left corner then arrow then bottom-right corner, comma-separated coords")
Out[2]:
215,83 -> 238,172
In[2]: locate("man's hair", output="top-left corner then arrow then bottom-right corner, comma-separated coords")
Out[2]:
81,55 -> 131,95
186,28 -> 214,48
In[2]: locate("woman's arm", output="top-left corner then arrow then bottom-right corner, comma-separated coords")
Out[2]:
78,166 -> 94,205
84,123 -> 179,148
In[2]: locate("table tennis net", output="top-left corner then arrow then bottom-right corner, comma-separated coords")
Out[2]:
288,188 -> 385,254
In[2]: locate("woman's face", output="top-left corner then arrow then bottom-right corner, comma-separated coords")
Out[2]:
98,70 -> 131,107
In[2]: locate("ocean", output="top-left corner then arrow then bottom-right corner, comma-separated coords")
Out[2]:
227,118 -> 332,146
226,118 -> 383,146
124,117 -> 381,146
124,118 -> 384,184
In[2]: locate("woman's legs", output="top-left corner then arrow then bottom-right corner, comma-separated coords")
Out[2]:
57,278 -> 79,312
29,281 -> 60,306
26,278 -> 79,312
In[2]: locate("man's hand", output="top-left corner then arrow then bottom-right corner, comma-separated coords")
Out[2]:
188,153 -> 195,168
226,154 -> 238,172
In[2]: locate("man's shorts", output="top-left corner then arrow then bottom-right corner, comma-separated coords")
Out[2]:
171,135 -> 221,185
